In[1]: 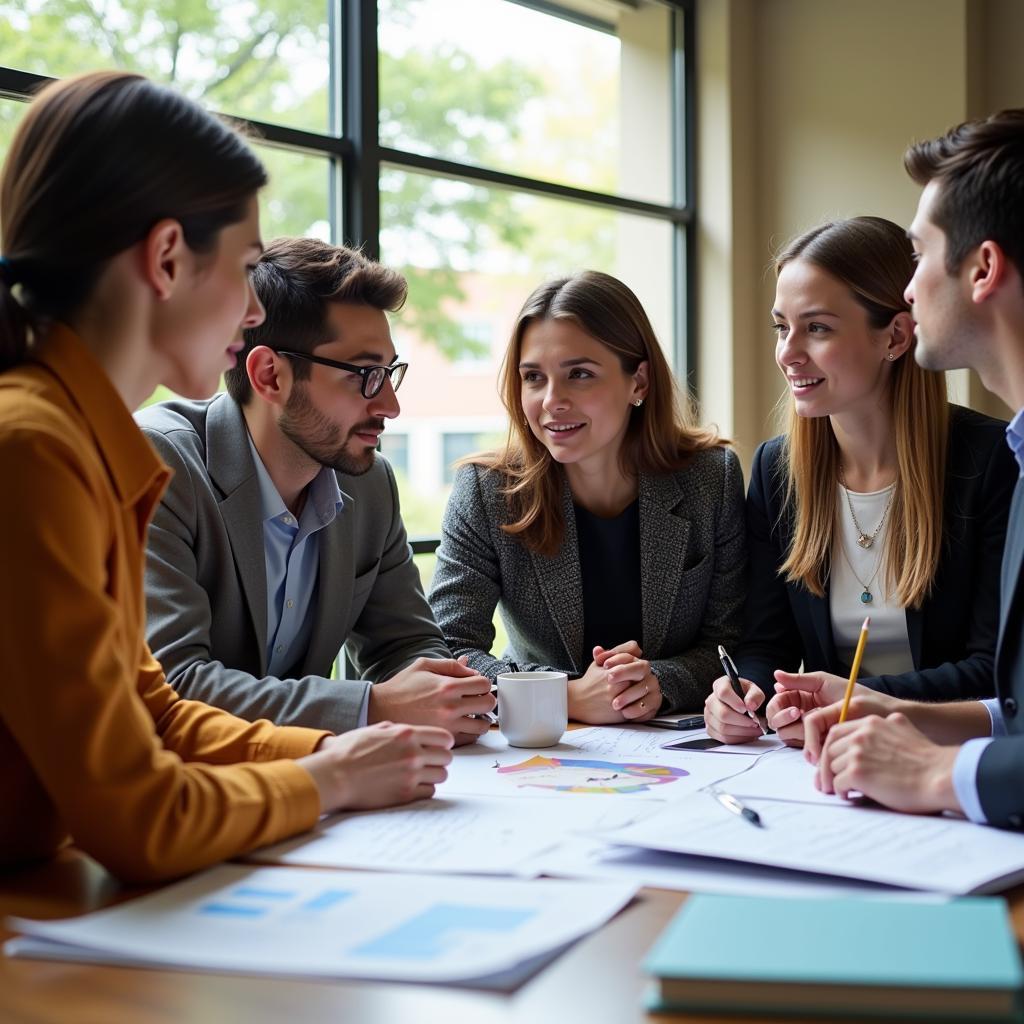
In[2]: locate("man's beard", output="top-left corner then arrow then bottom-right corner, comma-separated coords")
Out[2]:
278,383 -> 381,476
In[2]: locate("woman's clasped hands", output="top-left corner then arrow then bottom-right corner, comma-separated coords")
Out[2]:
568,641 -> 663,724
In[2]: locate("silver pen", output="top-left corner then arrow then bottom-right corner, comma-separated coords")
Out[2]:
709,787 -> 764,828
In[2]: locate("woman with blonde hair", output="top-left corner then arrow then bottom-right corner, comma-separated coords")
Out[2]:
703,216 -> 1014,744
430,270 -> 745,722
0,71 -> 451,882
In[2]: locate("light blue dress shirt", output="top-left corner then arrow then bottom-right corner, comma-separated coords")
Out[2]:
248,435 -> 343,677
949,407 -> 1024,822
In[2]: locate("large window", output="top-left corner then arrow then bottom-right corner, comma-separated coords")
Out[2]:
0,0 -> 695,578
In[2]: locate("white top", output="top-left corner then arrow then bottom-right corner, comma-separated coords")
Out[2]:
830,483 -> 913,677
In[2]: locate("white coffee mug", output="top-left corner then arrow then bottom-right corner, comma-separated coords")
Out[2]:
496,671 -> 568,748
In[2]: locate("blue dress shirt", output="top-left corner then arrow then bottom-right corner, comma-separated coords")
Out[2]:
248,435 -> 343,677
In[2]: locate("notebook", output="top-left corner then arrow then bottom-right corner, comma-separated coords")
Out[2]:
644,893 -> 1024,1019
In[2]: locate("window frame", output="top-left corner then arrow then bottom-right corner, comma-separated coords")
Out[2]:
0,0 -> 696,552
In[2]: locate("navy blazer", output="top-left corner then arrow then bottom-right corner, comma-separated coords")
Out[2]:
735,405 -> 1015,702
978,476 -> 1024,827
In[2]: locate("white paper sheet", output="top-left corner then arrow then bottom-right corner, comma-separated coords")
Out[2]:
605,791 -> 1024,894
5,864 -> 637,987
442,727 -> 754,802
721,746 -> 852,806
248,794 -> 646,874
523,836 -> 949,902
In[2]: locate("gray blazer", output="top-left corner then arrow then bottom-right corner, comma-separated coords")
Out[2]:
136,394 -> 450,734
429,448 -> 746,713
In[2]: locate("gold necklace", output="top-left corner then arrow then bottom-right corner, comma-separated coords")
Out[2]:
837,467 -> 896,550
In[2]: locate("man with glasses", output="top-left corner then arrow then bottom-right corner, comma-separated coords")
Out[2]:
136,237 -> 495,743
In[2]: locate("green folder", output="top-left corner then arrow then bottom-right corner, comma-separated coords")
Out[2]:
644,894 -> 1024,1019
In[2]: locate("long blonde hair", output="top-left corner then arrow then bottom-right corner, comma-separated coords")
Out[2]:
776,217 -> 948,607
468,271 -> 726,556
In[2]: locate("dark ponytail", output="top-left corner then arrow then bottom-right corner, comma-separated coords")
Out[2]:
0,71 -> 268,371
0,260 -> 30,368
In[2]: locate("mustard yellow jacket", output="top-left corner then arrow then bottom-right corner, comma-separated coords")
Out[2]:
0,326 -> 329,882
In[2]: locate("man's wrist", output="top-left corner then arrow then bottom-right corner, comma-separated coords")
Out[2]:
927,745 -> 962,814
366,686 -> 384,724
907,700 -> 992,744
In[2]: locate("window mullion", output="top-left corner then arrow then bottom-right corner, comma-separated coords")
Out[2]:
342,0 -> 381,256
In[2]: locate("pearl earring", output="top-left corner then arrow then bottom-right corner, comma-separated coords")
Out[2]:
632,399 -> 644,407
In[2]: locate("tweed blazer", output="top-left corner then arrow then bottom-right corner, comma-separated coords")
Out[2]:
429,447 -> 746,713
135,394 -> 449,735
735,405 -> 1014,703
978,476 -> 1024,827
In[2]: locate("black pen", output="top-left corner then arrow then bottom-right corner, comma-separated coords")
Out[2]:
710,787 -> 764,828
717,644 -> 765,735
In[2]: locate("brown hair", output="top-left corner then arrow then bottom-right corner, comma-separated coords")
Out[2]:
905,109 -> 1024,278
469,270 -> 726,556
775,217 -> 949,607
0,71 -> 267,371
225,237 -> 408,404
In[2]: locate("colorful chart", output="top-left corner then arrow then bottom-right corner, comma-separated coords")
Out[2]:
496,755 -> 689,794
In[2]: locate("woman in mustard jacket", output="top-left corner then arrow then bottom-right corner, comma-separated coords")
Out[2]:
0,71 -> 451,882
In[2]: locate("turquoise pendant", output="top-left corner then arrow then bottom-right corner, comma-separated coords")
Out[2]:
860,590 -> 873,604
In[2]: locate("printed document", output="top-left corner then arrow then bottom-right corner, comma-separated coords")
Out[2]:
606,791 -> 1024,894
249,793 -> 644,874
6,864 -> 637,987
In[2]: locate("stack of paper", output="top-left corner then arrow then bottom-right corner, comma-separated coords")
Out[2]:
6,864 -> 637,990
604,782 -> 1024,895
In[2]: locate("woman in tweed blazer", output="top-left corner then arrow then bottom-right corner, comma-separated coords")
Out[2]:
429,272 -> 746,722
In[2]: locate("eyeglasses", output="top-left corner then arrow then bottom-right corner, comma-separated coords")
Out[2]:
275,350 -> 408,399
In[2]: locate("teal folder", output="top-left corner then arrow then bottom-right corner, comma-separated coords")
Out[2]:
644,894 -> 1024,1019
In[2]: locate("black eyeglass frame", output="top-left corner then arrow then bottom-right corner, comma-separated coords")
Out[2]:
274,350 -> 408,398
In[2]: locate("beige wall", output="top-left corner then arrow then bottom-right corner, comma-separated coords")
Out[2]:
696,0 -> 1024,466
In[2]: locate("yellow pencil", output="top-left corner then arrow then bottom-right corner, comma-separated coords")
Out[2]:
838,616 -> 870,723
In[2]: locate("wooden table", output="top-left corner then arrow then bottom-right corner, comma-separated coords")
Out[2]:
3,849 -> 1023,1024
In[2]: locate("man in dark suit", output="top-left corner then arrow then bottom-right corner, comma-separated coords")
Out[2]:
803,110 -> 1024,827
136,238 -> 494,743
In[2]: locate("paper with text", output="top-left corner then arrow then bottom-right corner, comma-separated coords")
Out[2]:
248,793 -> 644,874
606,793 -> 1024,894
523,836 -> 949,901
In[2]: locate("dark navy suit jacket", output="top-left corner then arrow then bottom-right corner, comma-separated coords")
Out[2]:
978,474 -> 1024,827
735,406 -> 1015,704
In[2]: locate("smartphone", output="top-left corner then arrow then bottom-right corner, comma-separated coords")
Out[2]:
644,715 -> 706,731
662,736 -> 725,751
675,714 -> 706,730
